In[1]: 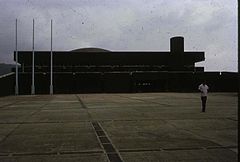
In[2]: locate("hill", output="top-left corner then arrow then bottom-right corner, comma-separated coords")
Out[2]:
0,63 -> 15,75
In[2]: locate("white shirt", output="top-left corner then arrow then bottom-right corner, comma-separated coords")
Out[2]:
198,84 -> 209,97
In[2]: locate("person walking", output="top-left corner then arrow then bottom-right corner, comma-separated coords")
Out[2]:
198,81 -> 209,112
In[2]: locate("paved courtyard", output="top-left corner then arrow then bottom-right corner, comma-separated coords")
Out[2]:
0,93 -> 238,162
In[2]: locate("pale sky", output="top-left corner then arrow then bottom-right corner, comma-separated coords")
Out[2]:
0,0 -> 237,72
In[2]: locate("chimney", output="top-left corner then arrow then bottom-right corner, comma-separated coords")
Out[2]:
170,36 -> 184,54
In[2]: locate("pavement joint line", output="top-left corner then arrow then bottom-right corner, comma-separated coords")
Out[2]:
0,122 -> 21,144
0,101 -> 51,144
116,95 -> 166,106
206,146 -> 238,149
226,117 -> 238,121
164,120 -> 225,148
0,100 -> 24,109
0,117 -> 236,124
118,146 -> 238,153
26,102 -> 50,117
164,120 -> 238,153
59,150 -> 103,155
163,147 -> 204,151
117,94 -> 179,107
20,101 -> 53,124
75,95 -> 96,122
0,150 -> 104,157
75,95 -> 87,109
0,153 -> 8,156
119,148 -> 162,152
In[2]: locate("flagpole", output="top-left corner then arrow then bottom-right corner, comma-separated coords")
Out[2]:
15,19 -> 19,95
31,19 -> 35,95
50,19 -> 53,94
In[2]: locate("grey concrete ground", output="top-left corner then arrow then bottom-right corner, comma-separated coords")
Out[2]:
0,93 -> 238,162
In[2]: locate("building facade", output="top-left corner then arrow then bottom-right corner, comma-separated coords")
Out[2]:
11,36 -> 237,94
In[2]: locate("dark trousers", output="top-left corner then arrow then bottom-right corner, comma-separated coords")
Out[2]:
201,96 -> 207,112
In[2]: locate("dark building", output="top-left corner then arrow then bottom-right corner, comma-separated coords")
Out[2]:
15,36 -> 205,72
0,36 -> 237,96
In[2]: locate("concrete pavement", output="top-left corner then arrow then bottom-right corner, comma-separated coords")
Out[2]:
0,93 -> 238,162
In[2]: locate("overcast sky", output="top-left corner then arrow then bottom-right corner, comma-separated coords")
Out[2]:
0,0 -> 237,72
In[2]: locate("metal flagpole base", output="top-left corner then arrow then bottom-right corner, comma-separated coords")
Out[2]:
31,85 -> 35,95
15,85 -> 18,95
50,85 -> 53,95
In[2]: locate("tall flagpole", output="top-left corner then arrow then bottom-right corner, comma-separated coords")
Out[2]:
31,19 -> 35,95
50,19 -> 53,94
15,19 -> 19,95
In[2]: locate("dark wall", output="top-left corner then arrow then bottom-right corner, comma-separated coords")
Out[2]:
0,71 -> 238,96
24,72 -> 240,94
0,73 -> 15,96
218,72 -> 238,92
